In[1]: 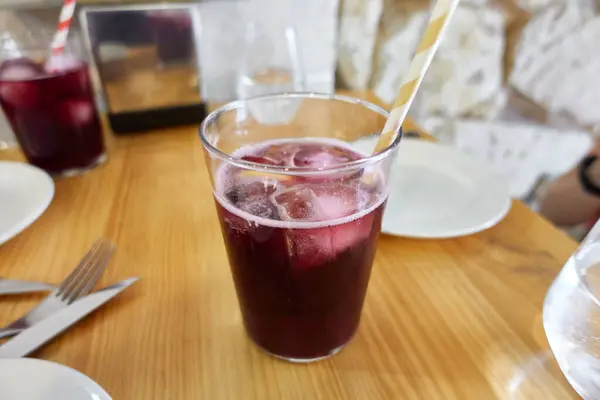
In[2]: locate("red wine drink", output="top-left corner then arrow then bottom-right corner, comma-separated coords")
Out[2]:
0,55 -> 105,176
216,140 -> 386,361
201,94 -> 400,362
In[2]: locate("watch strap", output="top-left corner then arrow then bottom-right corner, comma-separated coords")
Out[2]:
579,155 -> 600,196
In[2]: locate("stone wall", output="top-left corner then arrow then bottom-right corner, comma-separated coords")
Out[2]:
339,0 -> 600,130
337,0 -> 597,199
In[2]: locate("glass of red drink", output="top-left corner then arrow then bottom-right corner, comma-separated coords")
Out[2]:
200,94 -> 401,362
0,32 -> 106,177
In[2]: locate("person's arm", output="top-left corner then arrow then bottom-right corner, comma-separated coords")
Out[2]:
540,141 -> 600,226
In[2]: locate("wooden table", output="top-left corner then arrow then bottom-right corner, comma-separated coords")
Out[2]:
0,92 -> 579,399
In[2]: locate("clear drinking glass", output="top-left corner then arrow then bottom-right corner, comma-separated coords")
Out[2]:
236,0 -> 303,99
0,20 -> 105,177
544,219 -> 600,398
200,93 -> 401,362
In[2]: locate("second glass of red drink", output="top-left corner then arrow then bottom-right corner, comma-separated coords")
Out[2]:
200,94 -> 401,362
0,30 -> 105,177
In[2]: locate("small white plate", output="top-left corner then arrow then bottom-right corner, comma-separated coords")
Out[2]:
355,138 -> 511,238
0,358 -> 111,400
0,161 -> 54,245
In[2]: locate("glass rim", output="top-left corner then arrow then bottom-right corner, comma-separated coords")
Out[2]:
199,92 -> 402,174
573,225 -> 600,304
0,56 -> 88,83
0,33 -> 86,81
0,29 -> 80,52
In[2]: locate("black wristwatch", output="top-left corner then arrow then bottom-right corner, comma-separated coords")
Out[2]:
579,155 -> 600,196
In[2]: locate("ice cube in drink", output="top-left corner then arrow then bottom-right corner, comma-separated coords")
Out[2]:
213,139 -> 385,361
0,56 -> 105,176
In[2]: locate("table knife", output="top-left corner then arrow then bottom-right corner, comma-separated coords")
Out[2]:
0,279 -> 55,296
0,277 -> 138,359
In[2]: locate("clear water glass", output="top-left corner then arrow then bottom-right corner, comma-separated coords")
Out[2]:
544,219 -> 600,398
236,0 -> 303,99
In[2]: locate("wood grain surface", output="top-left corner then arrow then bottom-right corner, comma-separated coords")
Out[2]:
0,92 -> 579,399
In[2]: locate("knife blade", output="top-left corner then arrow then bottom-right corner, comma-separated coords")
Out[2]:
0,279 -> 55,296
0,277 -> 138,358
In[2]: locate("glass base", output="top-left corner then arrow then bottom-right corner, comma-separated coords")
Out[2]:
52,152 -> 107,178
259,343 -> 346,363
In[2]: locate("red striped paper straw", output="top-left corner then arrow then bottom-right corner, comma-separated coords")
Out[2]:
50,0 -> 77,55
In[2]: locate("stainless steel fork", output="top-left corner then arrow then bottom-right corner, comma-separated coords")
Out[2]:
0,238 -> 115,339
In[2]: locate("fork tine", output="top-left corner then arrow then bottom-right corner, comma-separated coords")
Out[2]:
63,242 -> 115,303
57,239 -> 106,294
57,239 -> 115,303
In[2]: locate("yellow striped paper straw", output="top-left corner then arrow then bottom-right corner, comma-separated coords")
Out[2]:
373,0 -> 461,154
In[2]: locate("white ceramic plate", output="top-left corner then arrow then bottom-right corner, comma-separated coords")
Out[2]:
355,138 -> 511,238
0,359 -> 111,400
0,161 -> 54,245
